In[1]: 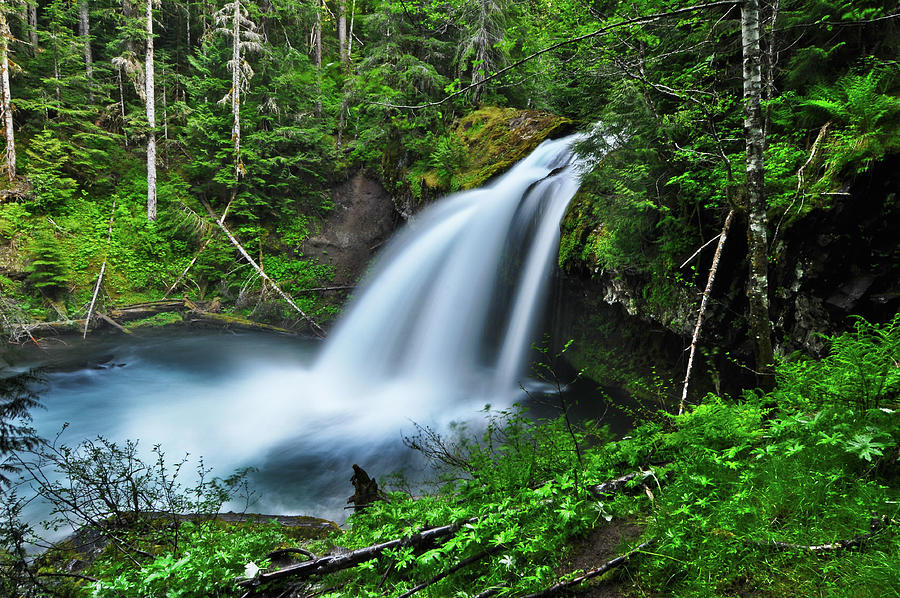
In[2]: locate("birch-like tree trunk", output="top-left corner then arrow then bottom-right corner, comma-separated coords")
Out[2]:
231,0 -> 242,180
0,10 -> 15,181
337,0 -> 347,66
215,0 -> 260,182
145,0 -> 157,221
79,0 -> 95,102
741,0 -> 774,387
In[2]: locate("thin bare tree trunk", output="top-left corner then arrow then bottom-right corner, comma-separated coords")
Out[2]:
679,209 -> 734,415
163,238 -> 212,299
79,0 -> 95,102
347,0 -> 355,60
146,0 -> 157,221
0,11 -> 15,181
84,201 -> 117,339
117,69 -> 128,145
741,0 -> 774,388
51,32 -> 61,104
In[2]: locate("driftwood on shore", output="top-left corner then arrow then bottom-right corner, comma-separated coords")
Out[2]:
7,297 -> 300,342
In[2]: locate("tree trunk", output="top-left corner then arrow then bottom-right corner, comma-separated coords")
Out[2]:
0,10 -> 15,181
314,0 -> 322,116
347,0 -> 355,60
337,0 -> 347,66
145,0 -> 157,221
27,2 -> 38,55
231,0 -> 242,181
741,0 -> 773,388
79,0 -> 95,102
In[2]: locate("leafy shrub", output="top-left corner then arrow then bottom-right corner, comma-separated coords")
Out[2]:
773,314 -> 900,411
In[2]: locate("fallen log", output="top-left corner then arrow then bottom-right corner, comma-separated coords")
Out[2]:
237,518 -> 478,589
96,313 -> 131,334
589,471 -> 657,498
200,198 -> 326,337
758,515 -> 891,552
516,540 -> 653,598
396,545 -> 503,598
183,311 -> 296,335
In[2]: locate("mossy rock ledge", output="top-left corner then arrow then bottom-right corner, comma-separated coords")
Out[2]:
450,107 -> 575,190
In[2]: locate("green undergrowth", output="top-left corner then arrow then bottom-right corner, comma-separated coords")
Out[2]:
5,315 -> 899,597
0,168 -> 338,331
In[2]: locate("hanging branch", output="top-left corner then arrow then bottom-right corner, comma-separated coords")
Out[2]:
83,200 -> 117,340
199,198 -> 326,337
679,209 -> 734,415
375,0 -> 741,109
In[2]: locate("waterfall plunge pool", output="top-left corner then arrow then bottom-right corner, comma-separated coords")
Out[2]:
15,330 -> 629,526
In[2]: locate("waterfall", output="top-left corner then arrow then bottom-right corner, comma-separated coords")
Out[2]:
315,134 -> 584,403
23,134 -> 587,525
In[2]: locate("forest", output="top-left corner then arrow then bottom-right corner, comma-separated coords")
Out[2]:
1,0 -> 900,596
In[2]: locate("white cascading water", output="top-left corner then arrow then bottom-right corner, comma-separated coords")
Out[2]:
315,133 -> 584,402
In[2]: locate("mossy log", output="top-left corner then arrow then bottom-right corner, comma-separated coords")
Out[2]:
11,298 -> 299,341
182,311 -> 295,335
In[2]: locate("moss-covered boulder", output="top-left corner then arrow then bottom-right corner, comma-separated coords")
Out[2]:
449,107 -> 574,190
391,107 -> 574,210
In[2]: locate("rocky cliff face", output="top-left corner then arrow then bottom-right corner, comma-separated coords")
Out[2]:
303,172 -> 397,287
557,154 -> 900,395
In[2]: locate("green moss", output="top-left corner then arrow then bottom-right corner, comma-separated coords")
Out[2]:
451,107 -> 574,189
122,312 -> 185,330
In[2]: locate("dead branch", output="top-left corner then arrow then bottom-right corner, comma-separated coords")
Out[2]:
83,200 -> 116,339
772,121 -> 830,244
200,198 -> 326,337
396,545 -> 504,598
589,470 -> 657,498
759,516 -> 892,552
473,586 -> 508,598
679,209 -> 734,415
36,571 -> 100,583
679,233 -> 724,269
237,518 -> 478,589
265,547 -> 317,561
96,312 -> 131,334
163,238 -> 212,299
517,540 -> 654,598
